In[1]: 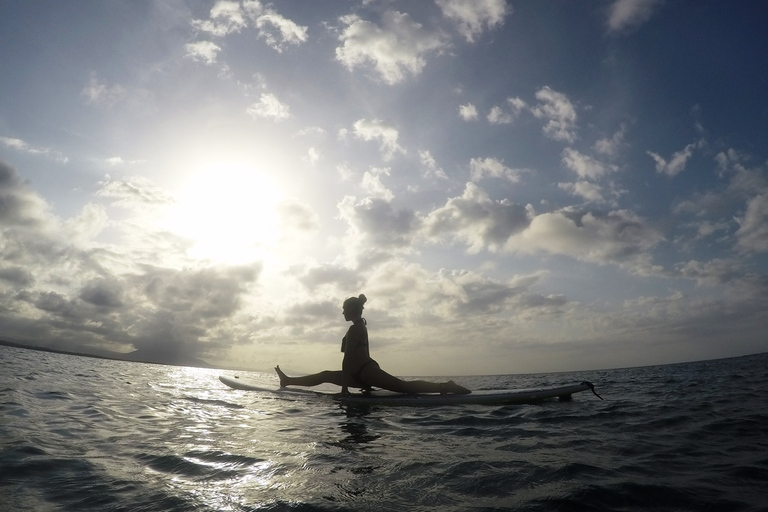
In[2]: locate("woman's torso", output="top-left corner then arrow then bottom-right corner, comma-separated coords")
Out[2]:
342,320 -> 370,372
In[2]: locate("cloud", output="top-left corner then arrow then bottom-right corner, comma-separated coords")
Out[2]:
469,157 -> 521,183
531,86 -> 577,143
276,199 -> 319,233
364,260 -> 565,325
79,278 -> 124,308
96,175 -> 176,208
297,264 -> 362,293
191,0 -> 307,52
0,136 -> 68,164
487,106 -> 511,125
80,71 -> 127,106
419,150 -> 447,180
459,103 -> 479,121
511,208 -> 664,272
362,167 -> 394,201
247,93 -> 291,121
436,0 -> 509,43
191,0 -> 247,36
105,156 -> 147,167
338,195 -> 419,249
647,142 -> 698,176
593,124 -> 628,157
0,161 -> 53,230
335,11 -> 446,84
0,160 -> 271,361
487,97 -> 526,125
607,0 -> 663,33
562,148 -> 618,180
352,119 -> 405,160
677,258 -> 745,286
185,41 -> 222,64
735,194 -> 768,253
423,182 -> 532,253
254,11 -> 308,52
558,181 -> 605,203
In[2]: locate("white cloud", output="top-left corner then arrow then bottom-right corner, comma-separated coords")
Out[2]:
531,86 -> 577,143
469,157 -> 521,183
191,0 -> 247,37
487,106 -> 512,125
562,148 -> 617,180
362,168 -> 395,201
558,181 -> 605,203
594,124 -> 628,157
190,1 -> 306,53
352,119 -> 405,160
254,12 -> 308,52
105,157 -> 147,167
735,194 -> 768,253
0,136 -> 68,164
487,96 -> 526,125
419,150 -> 447,180
246,93 -> 291,121
184,41 -> 222,64
607,0 -> 663,33
95,175 -> 175,208
335,11 -> 446,84
459,103 -> 479,121
647,142 -> 698,176
303,147 -> 320,166
80,71 -> 127,106
436,0 -> 509,43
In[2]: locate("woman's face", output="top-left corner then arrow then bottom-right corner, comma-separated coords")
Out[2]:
342,304 -> 358,320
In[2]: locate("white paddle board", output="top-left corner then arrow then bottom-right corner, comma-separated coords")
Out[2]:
219,375 -> 600,406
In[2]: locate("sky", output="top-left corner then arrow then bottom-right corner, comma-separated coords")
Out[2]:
1,0 -> 767,376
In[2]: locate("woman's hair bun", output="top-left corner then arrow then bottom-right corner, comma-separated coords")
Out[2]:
358,294 -> 367,305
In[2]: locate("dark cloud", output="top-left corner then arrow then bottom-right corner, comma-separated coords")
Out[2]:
0,265 -> 34,287
0,161 -> 50,229
423,183 -> 531,252
339,196 -> 420,248
79,278 -> 124,308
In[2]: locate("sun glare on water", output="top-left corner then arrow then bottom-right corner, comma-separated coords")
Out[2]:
164,161 -> 284,265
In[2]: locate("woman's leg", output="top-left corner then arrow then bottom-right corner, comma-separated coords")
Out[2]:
275,366 -> 345,387
360,365 -> 470,395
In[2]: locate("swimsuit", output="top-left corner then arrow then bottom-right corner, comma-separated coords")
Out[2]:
351,358 -> 379,387
342,318 -> 375,386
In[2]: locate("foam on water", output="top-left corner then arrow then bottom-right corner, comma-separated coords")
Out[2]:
1,346 -> 767,511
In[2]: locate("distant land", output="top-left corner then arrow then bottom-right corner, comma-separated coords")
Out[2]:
0,339 -> 213,369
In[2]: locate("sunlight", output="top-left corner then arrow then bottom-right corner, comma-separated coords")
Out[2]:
164,160 -> 284,265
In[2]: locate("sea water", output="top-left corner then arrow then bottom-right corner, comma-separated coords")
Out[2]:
1,345 -> 767,512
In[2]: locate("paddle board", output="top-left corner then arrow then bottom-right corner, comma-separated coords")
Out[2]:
219,375 -> 600,406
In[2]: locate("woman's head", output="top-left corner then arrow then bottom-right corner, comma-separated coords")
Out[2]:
342,294 -> 367,318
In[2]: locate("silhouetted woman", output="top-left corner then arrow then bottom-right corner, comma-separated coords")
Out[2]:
275,294 -> 470,395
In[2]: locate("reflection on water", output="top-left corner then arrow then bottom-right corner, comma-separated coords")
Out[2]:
4,347 -> 768,512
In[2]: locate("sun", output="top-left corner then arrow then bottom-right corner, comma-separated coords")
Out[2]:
164,160 -> 284,264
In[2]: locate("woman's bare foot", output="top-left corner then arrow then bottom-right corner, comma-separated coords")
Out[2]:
441,380 -> 471,395
274,365 -> 289,387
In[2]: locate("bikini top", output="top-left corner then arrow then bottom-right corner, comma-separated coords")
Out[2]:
340,318 -> 367,353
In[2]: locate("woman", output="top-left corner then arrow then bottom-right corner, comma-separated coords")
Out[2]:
275,294 -> 471,395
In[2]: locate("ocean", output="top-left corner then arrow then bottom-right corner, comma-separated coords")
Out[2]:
1,346 -> 767,512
